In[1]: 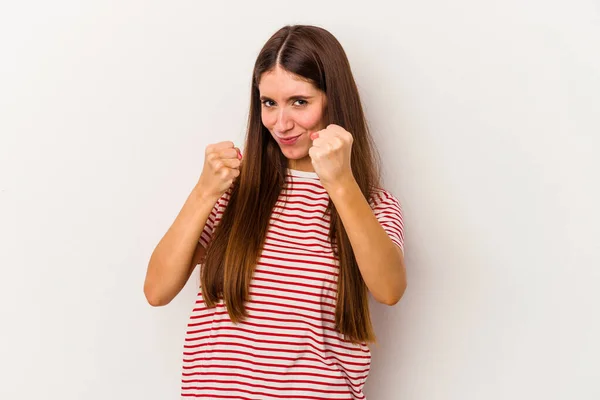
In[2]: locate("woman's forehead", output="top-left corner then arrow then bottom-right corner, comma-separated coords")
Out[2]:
259,69 -> 318,97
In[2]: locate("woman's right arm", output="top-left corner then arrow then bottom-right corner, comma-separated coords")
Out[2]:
143,141 -> 241,306
143,188 -> 219,306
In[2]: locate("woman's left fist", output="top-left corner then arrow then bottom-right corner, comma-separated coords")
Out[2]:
309,124 -> 354,188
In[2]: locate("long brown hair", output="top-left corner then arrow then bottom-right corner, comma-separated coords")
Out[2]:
201,25 -> 381,343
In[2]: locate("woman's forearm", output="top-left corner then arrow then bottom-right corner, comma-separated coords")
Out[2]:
327,178 -> 406,305
143,186 -> 219,306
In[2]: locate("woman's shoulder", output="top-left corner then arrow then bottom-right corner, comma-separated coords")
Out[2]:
368,186 -> 402,209
368,186 -> 405,250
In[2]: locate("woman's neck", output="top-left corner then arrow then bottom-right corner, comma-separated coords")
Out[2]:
288,156 -> 314,172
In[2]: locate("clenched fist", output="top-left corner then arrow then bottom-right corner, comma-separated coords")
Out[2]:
196,141 -> 242,200
309,124 -> 354,189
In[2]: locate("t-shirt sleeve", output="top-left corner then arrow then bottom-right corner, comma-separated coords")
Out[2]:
198,188 -> 231,249
369,188 -> 405,253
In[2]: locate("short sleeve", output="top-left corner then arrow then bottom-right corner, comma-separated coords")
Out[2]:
369,188 -> 405,253
198,188 -> 231,249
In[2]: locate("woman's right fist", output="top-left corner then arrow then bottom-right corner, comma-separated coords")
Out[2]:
197,141 -> 242,199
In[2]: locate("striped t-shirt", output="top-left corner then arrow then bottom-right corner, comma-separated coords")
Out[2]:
182,168 -> 404,399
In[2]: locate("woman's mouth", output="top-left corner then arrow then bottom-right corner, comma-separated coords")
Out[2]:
278,134 -> 302,145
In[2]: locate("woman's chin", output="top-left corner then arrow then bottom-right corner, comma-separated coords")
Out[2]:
281,148 -> 309,160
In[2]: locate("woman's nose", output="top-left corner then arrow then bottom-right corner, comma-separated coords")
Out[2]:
275,109 -> 293,132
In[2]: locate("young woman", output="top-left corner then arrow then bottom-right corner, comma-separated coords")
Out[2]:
144,24 -> 406,399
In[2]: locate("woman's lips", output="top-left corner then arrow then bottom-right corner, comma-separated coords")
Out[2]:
278,133 -> 302,145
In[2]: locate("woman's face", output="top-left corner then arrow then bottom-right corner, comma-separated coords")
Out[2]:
258,65 -> 327,171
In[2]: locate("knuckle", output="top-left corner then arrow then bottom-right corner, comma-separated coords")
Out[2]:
206,152 -> 217,162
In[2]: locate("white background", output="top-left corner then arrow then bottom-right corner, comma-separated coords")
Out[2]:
1,1 -> 599,399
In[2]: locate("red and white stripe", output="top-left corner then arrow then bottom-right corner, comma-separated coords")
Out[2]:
184,169 -> 404,399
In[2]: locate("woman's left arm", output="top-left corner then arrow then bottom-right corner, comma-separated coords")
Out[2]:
309,125 -> 406,305
328,179 -> 406,305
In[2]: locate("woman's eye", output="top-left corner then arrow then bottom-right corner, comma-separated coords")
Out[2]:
261,99 -> 306,107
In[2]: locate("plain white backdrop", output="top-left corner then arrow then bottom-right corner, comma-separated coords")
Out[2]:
1,1 -> 599,399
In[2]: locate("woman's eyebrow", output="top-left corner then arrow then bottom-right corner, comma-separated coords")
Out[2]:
259,95 -> 315,101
